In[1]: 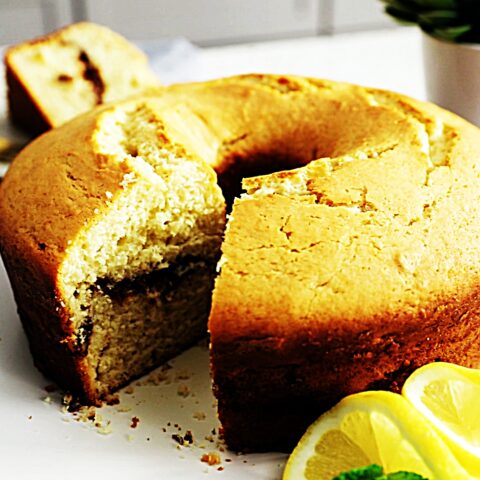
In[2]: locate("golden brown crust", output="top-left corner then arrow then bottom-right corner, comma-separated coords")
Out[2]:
211,285 -> 480,451
0,103 -> 125,275
5,66 -> 50,136
0,104 -> 130,403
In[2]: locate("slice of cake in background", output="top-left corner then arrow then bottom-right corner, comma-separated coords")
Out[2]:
4,22 -> 160,136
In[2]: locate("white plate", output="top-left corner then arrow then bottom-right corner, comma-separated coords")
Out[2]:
0,43 -> 287,480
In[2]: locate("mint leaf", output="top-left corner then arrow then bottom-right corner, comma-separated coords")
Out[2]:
386,473 -> 429,480
333,464 -> 384,480
332,465 -> 429,480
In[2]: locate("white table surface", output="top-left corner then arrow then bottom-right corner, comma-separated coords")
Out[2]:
150,27 -> 425,100
0,26 -> 426,480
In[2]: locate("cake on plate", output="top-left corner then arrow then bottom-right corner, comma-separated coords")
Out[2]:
1,74 -> 480,451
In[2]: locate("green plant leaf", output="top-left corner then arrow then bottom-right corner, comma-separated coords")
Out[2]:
381,0 -> 456,10
385,5 -> 419,23
418,10 -> 460,23
381,0 -> 480,43
381,0 -> 421,14
431,24 -> 472,40
413,0 -> 456,8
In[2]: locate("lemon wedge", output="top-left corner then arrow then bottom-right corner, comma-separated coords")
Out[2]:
282,390 -> 470,480
403,362 -> 480,477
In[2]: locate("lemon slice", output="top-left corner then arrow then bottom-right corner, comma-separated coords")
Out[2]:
403,362 -> 480,477
282,391 -> 470,480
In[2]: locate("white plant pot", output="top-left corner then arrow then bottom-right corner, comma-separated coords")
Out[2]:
423,32 -> 480,126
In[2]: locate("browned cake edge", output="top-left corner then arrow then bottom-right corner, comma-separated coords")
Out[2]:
210,286 -> 480,451
0,104 -> 125,404
5,63 -> 51,136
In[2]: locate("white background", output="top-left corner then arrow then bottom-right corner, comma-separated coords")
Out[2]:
0,0 -> 396,45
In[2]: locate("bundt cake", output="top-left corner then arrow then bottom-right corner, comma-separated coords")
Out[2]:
1,74 -> 480,451
4,22 -> 159,136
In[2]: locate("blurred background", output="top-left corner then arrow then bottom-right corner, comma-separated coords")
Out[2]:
0,0 -> 397,46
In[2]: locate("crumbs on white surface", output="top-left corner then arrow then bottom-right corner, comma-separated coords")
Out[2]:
130,416 -> 140,428
200,451 -> 221,466
50,348 -> 227,468
177,384 -> 190,397
172,430 -> 194,446
135,362 -> 173,386
94,414 -> 113,435
115,404 -> 132,413
204,433 -> 215,443
61,393 -> 112,435
174,369 -> 192,381
193,411 -> 206,421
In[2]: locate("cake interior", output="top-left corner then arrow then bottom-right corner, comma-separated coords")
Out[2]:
76,258 -> 216,397
58,103 -> 224,401
6,22 -> 158,133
